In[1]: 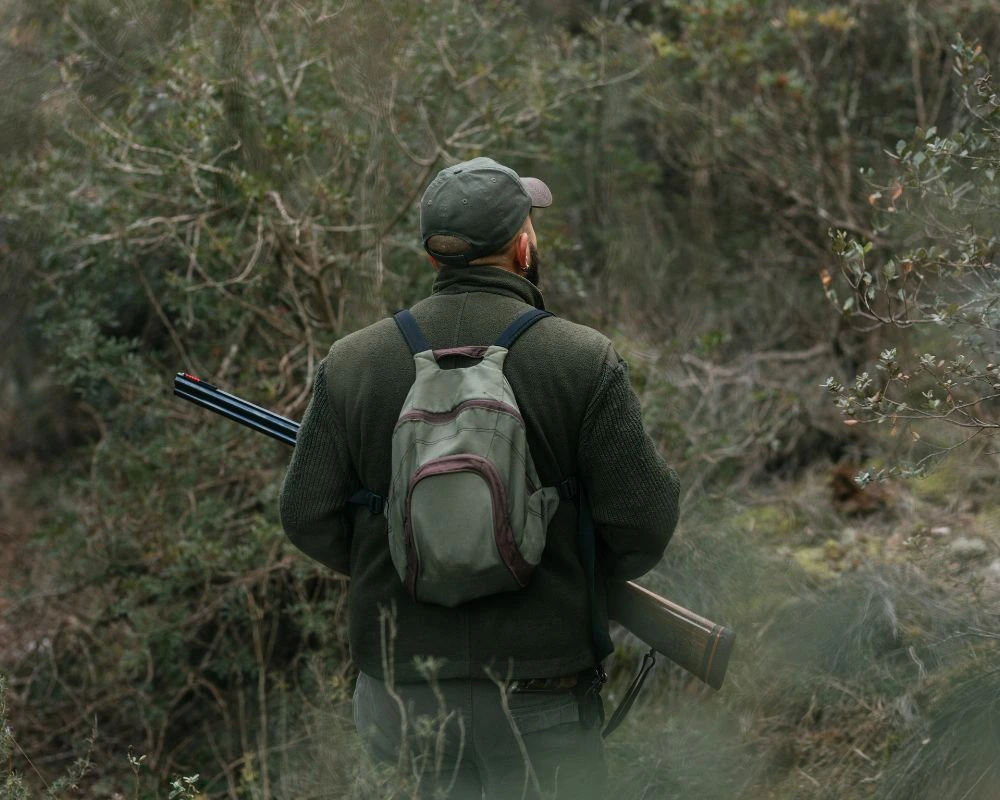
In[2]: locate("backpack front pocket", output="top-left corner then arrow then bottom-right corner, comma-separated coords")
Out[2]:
403,454 -> 532,606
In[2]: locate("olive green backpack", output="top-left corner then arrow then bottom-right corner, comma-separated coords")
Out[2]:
381,307 -> 562,607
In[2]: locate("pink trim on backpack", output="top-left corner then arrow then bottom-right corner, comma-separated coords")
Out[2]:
432,346 -> 490,360
397,399 -> 524,428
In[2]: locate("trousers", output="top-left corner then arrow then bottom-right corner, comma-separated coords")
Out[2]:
352,671 -> 607,799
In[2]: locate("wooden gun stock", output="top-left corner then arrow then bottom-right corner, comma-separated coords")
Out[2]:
608,581 -> 734,690
173,372 -> 736,689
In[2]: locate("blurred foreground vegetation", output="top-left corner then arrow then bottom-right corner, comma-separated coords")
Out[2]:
1,0 -> 999,798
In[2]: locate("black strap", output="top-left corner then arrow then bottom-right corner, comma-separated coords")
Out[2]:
602,648 -> 656,739
355,310 -> 419,518
577,482 -> 658,738
494,309 -> 553,349
577,481 -> 615,663
349,488 -> 385,515
357,308 -> 552,519
393,309 -> 431,355
557,477 -> 578,501
394,308 -> 551,355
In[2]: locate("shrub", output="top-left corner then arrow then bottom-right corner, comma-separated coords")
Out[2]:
825,39 -> 1000,480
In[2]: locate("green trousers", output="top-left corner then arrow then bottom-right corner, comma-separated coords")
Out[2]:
353,671 -> 607,799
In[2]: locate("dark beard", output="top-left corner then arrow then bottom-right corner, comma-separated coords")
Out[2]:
525,243 -> 541,287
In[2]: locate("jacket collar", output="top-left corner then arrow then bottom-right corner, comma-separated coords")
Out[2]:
431,265 -> 546,310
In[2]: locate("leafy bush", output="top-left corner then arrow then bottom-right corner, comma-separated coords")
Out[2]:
826,39 -> 1000,479
1,0 -> 655,794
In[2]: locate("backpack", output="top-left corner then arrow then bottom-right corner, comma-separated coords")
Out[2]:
383,307 -> 561,607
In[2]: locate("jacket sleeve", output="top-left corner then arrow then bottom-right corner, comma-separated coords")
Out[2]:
278,360 -> 354,575
577,346 -> 680,581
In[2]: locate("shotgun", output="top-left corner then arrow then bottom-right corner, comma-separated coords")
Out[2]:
173,372 -> 735,689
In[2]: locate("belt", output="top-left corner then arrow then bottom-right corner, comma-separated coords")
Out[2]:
508,673 -> 579,693
507,666 -> 607,694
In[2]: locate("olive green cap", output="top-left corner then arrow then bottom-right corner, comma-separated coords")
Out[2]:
420,157 -> 552,267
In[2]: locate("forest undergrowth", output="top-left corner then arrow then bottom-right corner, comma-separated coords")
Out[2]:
3,0 -> 1000,797
606,454 -> 1000,800
3,451 -> 999,799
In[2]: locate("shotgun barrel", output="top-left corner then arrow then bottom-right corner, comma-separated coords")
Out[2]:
172,372 -> 736,689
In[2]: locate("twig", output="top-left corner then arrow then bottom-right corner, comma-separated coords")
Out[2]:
134,267 -> 199,375
378,604 -> 412,775
254,0 -> 296,108
798,768 -> 821,787
906,4 -> 928,130
244,587 -> 272,799
680,343 -> 830,380
484,666 -> 543,800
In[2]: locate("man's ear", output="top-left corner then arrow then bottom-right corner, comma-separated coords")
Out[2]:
514,232 -> 530,268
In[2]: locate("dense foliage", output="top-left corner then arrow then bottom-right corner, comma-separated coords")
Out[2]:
2,1 -> 999,798
825,38 -> 1000,479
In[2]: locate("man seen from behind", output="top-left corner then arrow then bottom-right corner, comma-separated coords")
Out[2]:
279,156 -> 681,799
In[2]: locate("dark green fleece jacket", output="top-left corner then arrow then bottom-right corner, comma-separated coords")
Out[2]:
279,266 -> 680,682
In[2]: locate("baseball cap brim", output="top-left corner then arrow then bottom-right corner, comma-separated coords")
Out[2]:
521,177 -> 552,208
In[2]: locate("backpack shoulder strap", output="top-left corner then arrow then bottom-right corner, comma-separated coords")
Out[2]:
494,309 -> 553,350
393,309 -> 431,355
351,309 -> 427,517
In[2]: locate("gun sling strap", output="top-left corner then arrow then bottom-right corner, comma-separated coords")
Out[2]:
349,308 -> 654,737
